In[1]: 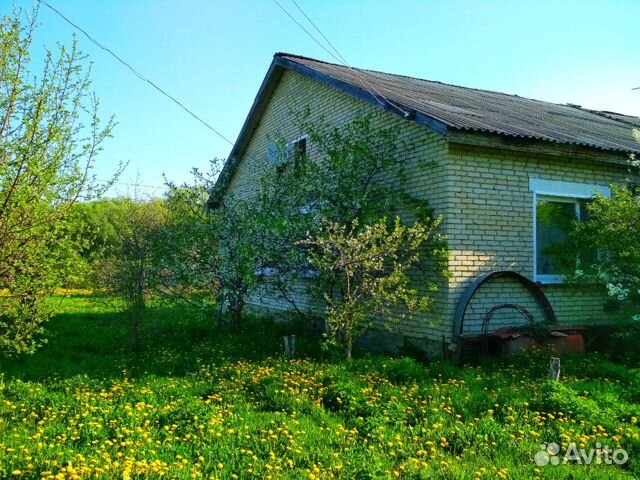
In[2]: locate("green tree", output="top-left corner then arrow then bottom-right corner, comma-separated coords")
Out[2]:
161,165 -> 221,318
303,217 -> 438,360
570,186 -> 640,320
187,114 -> 446,342
213,195 -> 264,331
66,198 -> 130,288
165,162 -> 266,331
562,129 -> 640,321
0,8 -> 115,356
253,115 -> 431,314
95,198 -> 168,353
306,115 -> 408,225
256,114 -> 446,356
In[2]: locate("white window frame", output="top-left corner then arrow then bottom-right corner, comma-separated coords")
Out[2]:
529,178 -> 611,284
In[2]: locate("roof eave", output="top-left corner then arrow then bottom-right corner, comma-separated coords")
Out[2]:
448,128 -> 637,164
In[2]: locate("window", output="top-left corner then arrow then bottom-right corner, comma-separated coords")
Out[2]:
290,135 -> 307,161
535,197 -> 588,280
530,178 -> 611,284
266,134 -> 307,169
287,134 -> 307,173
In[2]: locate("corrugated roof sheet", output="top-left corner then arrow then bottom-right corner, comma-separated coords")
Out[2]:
278,53 -> 640,154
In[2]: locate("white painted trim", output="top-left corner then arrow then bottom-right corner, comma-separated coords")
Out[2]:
528,177 -> 611,198
287,133 -> 309,147
281,134 -> 308,164
535,274 -> 566,285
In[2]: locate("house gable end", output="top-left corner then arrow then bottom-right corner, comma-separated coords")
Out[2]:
208,55 -> 450,208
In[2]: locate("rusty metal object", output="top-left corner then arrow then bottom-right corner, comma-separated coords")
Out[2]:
452,270 -> 557,363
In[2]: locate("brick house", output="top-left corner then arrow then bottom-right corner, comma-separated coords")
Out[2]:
209,53 -> 640,358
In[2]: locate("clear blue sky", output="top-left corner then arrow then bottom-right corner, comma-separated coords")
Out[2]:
8,0 -> 640,196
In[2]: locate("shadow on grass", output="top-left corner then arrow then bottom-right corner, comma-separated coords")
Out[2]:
1,295 -> 321,382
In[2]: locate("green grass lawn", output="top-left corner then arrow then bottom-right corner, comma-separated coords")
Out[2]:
0,294 -> 639,479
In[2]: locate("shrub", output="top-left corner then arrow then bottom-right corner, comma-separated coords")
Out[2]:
381,357 -> 426,384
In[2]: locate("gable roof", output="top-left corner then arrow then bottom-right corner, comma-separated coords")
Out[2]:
209,52 -> 640,207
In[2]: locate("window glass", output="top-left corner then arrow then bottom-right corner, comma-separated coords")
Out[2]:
536,198 -> 577,275
294,137 -> 306,159
292,137 -> 306,173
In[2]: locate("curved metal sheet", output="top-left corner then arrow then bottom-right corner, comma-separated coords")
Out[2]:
452,270 -> 557,342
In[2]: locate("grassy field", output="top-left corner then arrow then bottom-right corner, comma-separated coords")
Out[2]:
0,294 -> 639,479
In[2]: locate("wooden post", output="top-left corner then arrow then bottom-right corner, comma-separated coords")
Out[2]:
549,357 -> 561,381
283,335 -> 296,359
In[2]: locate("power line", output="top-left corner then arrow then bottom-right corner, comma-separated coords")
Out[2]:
288,0 -> 388,104
290,0 -> 351,66
39,0 -> 236,147
107,181 -> 166,190
269,0 -> 382,108
272,0 -> 411,117
95,180 -> 167,191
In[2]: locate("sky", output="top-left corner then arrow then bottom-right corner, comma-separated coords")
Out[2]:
7,0 -> 640,197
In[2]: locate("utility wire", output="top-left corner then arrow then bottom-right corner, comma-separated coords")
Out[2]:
270,0 -> 385,107
273,0 -> 411,117
39,0 -> 236,147
105,180 -> 166,190
288,0 -> 401,110
290,0 -> 347,65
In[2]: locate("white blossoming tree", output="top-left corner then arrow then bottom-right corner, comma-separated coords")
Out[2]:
568,129 -> 640,325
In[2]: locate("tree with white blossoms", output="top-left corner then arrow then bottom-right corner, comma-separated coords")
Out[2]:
567,129 -> 640,325
571,187 -> 640,319
212,196 -> 264,332
302,216 -> 439,361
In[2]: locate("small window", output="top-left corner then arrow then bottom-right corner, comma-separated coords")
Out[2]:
255,266 -> 279,277
291,136 -> 306,160
267,135 -> 307,168
287,135 -> 307,173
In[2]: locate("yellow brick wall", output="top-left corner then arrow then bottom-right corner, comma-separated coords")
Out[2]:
226,70 -> 450,346
447,143 -> 630,342
225,68 -> 632,357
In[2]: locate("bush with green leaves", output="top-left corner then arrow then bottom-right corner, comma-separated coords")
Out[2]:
170,113 -> 447,343
303,216 -> 440,360
565,185 -> 640,328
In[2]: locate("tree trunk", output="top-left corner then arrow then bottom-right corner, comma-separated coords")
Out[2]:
132,311 -> 140,356
344,337 -> 353,361
230,307 -> 242,332
132,265 -> 145,356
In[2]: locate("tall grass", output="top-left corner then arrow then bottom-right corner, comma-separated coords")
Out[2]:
0,293 -> 638,479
